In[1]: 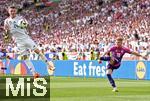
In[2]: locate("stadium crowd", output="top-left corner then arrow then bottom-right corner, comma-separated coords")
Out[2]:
0,0 -> 149,60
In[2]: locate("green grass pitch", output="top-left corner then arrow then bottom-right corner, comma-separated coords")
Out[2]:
50,77 -> 150,101
1,76 -> 150,101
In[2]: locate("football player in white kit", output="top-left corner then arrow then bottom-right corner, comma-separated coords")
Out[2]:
3,6 -> 55,78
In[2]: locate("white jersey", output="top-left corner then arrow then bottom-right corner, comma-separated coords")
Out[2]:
4,15 -> 30,42
4,15 -> 37,53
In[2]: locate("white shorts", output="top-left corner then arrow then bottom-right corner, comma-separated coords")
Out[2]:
16,38 -> 37,56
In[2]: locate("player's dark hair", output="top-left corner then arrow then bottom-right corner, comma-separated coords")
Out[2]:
8,5 -> 21,14
8,5 -> 17,9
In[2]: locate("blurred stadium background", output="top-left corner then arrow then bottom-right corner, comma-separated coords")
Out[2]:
0,0 -> 149,60
0,0 -> 150,101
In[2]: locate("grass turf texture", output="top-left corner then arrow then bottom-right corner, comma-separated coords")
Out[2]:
50,77 -> 150,101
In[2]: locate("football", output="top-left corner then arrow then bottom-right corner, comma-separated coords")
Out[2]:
18,19 -> 28,29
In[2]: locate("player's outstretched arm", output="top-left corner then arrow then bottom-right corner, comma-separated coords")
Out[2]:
131,51 -> 147,60
27,23 -> 32,36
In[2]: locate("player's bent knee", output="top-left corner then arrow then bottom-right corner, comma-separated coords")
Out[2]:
106,69 -> 113,74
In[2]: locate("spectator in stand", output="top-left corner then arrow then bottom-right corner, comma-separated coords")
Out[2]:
0,0 -> 149,60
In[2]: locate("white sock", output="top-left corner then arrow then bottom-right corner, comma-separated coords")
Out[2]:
38,52 -> 51,69
24,60 -> 36,75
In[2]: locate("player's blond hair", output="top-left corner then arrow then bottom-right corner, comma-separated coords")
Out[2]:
116,37 -> 123,42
